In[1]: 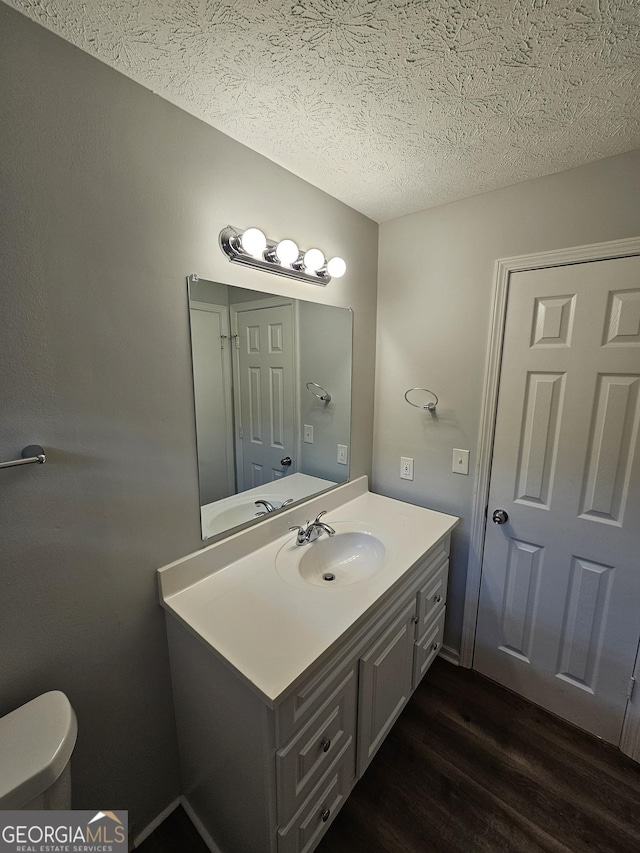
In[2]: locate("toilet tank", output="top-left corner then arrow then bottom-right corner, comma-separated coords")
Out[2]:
0,691 -> 77,810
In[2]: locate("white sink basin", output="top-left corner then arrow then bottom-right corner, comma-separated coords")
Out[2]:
275,522 -> 397,588
205,495 -> 290,536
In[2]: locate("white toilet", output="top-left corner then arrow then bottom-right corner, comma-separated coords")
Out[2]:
0,691 -> 77,809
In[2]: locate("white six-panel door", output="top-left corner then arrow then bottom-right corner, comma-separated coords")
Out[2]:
474,255 -> 640,744
232,299 -> 296,491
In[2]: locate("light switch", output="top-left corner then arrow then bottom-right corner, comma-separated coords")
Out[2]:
304,424 -> 314,443
337,444 -> 348,465
452,448 -> 469,475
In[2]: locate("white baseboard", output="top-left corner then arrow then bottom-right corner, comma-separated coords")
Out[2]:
438,644 -> 461,666
133,798 -> 180,847
181,796 -> 223,853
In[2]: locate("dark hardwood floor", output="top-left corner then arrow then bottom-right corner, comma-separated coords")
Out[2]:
137,659 -> 640,852
136,805 -> 208,853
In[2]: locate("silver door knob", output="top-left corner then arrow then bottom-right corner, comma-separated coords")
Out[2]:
280,456 -> 292,466
492,509 -> 509,524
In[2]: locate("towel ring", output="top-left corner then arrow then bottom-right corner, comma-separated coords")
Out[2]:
306,382 -> 331,403
404,388 -> 438,412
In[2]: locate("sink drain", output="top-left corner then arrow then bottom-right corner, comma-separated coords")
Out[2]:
322,573 -> 336,582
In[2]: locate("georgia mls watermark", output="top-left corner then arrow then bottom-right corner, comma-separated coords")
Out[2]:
0,811 -> 127,853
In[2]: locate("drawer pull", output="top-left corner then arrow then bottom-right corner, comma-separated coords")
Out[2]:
434,594 -> 442,603
412,616 -> 419,624
320,737 -> 331,753
432,642 -> 439,651
321,808 -> 331,823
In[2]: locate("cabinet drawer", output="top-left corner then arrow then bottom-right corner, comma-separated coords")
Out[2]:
276,667 -> 356,825
277,751 -> 352,853
415,560 -> 448,636
276,659 -> 354,746
413,608 -> 445,689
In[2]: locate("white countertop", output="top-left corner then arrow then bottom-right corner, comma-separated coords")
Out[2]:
200,472 -> 338,538
160,483 -> 458,707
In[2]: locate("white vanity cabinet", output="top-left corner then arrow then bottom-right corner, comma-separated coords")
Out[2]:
165,530 -> 451,853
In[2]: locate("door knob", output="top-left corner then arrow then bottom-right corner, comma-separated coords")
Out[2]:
280,456 -> 292,467
492,509 -> 509,524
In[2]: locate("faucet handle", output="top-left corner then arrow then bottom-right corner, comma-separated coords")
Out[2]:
289,524 -> 308,545
314,510 -> 328,524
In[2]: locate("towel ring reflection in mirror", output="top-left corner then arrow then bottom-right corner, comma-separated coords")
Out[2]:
306,382 -> 331,403
404,388 -> 438,412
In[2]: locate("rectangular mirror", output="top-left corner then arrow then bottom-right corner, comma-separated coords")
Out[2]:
188,276 -> 353,540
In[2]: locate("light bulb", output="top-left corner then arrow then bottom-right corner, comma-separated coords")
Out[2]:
327,257 -> 346,278
240,227 -> 267,259
303,248 -> 325,273
275,239 -> 299,266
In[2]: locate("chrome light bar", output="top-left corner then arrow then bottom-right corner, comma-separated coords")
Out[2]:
219,225 -> 346,286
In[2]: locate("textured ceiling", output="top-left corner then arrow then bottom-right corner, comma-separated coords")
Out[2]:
6,0 -> 640,221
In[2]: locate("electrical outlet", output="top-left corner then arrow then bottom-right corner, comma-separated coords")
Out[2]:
400,456 -> 414,480
303,424 -> 314,443
452,448 -> 470,475
337,444 -> 348,465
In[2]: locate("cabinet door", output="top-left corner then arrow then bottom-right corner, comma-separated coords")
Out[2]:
357,600 -> 416,777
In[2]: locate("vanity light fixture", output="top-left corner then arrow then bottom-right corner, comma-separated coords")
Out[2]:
302,248 -> 325,273
327,256 -> 347,278
274,239 -> 299,265
219,225 -> 346,286
239,227 -> 267,258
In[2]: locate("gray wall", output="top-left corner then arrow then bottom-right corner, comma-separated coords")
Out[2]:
0,4 -> 377,837
374,148 -> 640,657
227,285 -> 277,305
298,301 -> 353,482
189,279 -> 229,306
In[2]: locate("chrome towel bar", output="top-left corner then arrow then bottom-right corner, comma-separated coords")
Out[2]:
0,445 -> 46,469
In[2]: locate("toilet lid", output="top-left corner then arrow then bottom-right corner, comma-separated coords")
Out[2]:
0,690 -> 77,809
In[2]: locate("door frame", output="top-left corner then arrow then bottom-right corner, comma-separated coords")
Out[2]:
230,296 -> 300,491
460,236 -> 640,757
189,300 -> 236,500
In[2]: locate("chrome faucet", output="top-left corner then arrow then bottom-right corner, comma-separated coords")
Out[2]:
290,511 -> 335,546
255,498 -> 294,517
